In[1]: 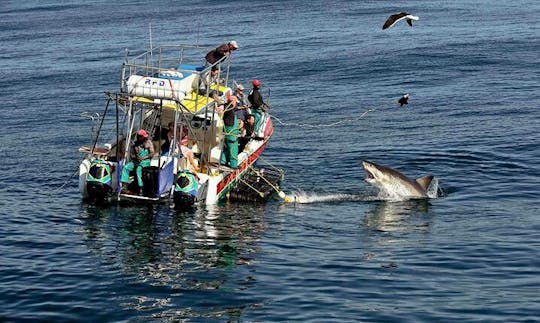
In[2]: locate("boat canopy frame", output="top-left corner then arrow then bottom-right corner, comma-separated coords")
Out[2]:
118,44 -> 234,174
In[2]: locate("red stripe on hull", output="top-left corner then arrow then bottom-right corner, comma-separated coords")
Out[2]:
216,121 -> 274,197
216,141 -> 268,195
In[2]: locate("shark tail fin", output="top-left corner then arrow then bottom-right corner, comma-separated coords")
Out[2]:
416,175 -> 434,191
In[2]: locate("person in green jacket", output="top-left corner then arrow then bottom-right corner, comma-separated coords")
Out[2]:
121,129 -> 155,192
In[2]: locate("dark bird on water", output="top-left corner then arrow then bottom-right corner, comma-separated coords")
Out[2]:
398,94 -> 409,107
382,12 -> 419,30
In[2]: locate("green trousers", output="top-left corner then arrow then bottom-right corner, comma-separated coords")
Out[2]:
121,159 -> 151,187
220,117 -> 239,168
252,108 -> 263,134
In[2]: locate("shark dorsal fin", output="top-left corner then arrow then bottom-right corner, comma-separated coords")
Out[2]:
416,175 -> 434,191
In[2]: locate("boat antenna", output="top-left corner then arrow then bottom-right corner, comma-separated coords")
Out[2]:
148,22 -> 153,56
195,21 -> 200,47
266,88 -> 271,108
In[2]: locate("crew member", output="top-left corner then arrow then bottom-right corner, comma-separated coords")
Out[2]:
121,129 -> 154,193
220,96 -> 239,169
205,41 -> 238,65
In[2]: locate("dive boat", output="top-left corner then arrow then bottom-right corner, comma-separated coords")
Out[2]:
78,44 -> 282,207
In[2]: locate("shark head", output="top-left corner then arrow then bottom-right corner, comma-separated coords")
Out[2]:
361,160 -> 434,200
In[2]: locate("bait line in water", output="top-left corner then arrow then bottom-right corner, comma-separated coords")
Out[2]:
270,109 -> 374,128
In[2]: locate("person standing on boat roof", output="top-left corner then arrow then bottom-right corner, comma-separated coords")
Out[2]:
121,129 -> 155,193
205,41 -> 238,65
248,79 -> 269,135
220,95 -> 239,169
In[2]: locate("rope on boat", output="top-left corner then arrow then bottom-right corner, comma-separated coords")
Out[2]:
47,167 -> 79,197
255,156 -> 285,179
269,108 -> 374,128
252,157 -> 292,201
238,177 -> 265,198
246,164 -> 287,200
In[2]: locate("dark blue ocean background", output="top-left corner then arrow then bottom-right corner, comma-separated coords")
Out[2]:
1,0 -> 539,322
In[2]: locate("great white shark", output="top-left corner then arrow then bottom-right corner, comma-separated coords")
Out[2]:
361,160 -> 435,200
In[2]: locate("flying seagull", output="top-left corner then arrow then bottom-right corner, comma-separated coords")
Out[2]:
382,12 -> 419,30
398,94 -> 409,107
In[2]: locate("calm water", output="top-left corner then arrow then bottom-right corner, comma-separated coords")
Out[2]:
1,1 -> 539,322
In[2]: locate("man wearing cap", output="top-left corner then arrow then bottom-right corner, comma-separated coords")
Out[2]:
121,129 -> 155,194
205,41 -> 238,65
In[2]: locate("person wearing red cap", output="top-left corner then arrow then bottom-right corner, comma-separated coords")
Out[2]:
220,96 -> 239,169
121,129 -> 155,194
248,79 -> 269,135
205,40 -> 238,65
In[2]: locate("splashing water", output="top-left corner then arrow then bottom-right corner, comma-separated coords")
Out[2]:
372,177 -> 442,202
281,178 -> 442,204
426,177 -> 441,199
283,190 -> 377,204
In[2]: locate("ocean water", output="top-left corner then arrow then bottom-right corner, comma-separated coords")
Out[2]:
1,1 -> 539,322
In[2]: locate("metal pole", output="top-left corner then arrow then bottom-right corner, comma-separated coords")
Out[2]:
90,95 -> 111,156
115,94 -> 119,162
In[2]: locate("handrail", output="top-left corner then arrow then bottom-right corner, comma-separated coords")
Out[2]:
120,44 -> 233,99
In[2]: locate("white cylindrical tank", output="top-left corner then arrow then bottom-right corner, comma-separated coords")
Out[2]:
127,75 -> 190,101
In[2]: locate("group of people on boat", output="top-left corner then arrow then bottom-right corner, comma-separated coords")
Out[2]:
217,79 -> 268,169
158,122 -> 199,172
120,124 -> 200,195
119,40 -> 269,194
200,41 -> 270,169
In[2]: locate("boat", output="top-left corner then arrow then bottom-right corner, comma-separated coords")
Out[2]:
78,44 -> 283,207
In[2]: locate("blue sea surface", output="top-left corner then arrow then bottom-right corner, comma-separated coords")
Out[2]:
1,1 -> 539,322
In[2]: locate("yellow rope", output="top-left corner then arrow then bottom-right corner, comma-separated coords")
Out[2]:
256,156 -> 285,178
238,178 -> 265,198
247,164 -> 286,199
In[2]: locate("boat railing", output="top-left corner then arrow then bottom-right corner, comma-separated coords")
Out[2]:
120,44 -> 232,100
116,44 -> 235,176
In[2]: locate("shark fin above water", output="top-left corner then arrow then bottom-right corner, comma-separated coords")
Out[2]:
415,175 -> 434,191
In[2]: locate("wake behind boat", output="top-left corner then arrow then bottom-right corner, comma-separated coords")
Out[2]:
78,44 -> 283,208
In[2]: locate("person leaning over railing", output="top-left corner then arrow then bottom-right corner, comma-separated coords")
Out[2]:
205,40 -> 238,65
